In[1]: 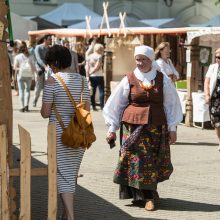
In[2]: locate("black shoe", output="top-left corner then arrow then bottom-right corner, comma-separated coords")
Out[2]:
131,200 -> 145,207
19,108 -> 25,112
24,106 -> 29,112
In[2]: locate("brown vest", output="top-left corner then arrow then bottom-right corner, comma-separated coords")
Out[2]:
121,71 -> 167,125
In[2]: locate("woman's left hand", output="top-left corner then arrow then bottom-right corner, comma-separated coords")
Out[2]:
169,131 -> 177,145
172,75 -> 178,82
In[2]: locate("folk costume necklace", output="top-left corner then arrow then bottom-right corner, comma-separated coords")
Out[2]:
139,79 -> 155,91
134,66 -> 157,91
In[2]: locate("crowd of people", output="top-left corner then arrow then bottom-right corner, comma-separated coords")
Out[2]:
38,39 -> 183,219
8,35 -> 104,113
9,35 -> 220,219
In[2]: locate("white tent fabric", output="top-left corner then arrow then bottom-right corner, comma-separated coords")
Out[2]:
11,12 -> 37,40
69,16 -> 149,29
140,18 -> 174,28
140,18 -> 188,28
189,15 -> 220,28
40,3 -> 101,27
68,16 -> 118,29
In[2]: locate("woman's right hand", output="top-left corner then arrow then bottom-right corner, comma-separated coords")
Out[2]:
205,94 -> 210,104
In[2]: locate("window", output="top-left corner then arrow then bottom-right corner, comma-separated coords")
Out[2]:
33,0 -> 50,2
33,0 -> 57,3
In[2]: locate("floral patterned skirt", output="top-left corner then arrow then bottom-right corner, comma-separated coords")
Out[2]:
113,123 -> 173,199
210,95 -> 220,128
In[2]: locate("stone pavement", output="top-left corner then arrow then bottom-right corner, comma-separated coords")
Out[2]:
12,91 -> 220,220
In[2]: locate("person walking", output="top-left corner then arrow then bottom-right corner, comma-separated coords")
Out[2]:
204,48 -> 220,151
75,42 -> 86,77
33,34 -> 52,107
14,41 -> 36,112
62,39 -> 79,73
86,43 -> 105,111
8,40 -> 20,96
155,42 -> 179,83
41,45 -> 90,220
103,45 -> 182,211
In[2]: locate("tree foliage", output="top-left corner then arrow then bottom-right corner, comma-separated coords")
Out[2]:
215,0 -> 220,5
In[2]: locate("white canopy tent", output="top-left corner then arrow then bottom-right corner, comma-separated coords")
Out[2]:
11,12 -> 37,40
39,3 -> 101,27
189,15 -> 220,28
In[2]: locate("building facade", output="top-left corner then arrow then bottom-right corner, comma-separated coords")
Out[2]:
10,0 -> 220,25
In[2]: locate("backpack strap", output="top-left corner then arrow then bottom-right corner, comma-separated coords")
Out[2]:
53,103 -> 65,129
80,78 -> 84,103
53,74 -> 84,129
54,74 -> 84,108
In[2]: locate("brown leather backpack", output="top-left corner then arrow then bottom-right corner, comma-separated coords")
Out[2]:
53,74 -> 96,149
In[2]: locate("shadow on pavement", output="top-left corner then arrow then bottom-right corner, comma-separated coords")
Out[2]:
175,142 -> 218,146
158,198 -> 220,212
12,146 -> 160,220
75,186 -> 162,220
13,108 -> 41,113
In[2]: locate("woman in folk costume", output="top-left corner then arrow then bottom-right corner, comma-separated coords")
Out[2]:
103,45 -> 182,211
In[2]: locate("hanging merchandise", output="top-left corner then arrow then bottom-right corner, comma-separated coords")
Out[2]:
199,46 -> 212,66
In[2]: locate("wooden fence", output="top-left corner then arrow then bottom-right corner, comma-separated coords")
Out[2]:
0,123 -> 57,220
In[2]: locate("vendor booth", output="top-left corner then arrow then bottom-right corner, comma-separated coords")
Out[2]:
28,26 -> 220,128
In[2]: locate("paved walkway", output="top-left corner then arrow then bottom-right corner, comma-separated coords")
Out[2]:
12,91 -> 220,220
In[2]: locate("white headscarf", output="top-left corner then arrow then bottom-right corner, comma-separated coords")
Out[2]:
134,45 -> 155,61
134,45 -> 161,74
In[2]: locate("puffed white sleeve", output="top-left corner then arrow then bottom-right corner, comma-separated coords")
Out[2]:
102,76 -> 130,133
163,75 -> 183,131
156,59 -> 165,74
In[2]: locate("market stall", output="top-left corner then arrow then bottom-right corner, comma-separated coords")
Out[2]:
28,26 -> 220,127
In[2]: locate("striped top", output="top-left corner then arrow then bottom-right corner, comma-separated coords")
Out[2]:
43,72 -> 90,126
42,71 -> 90,193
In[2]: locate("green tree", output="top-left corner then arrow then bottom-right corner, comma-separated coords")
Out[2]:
215,0 -> 220,5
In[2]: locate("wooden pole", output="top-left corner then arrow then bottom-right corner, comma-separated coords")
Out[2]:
185,38 -> 200,126
47,123 -> 57,220
18,125 -> 31,220
0,125 -> 10,220
103,43 -> 113,102
0,0 -> 14,219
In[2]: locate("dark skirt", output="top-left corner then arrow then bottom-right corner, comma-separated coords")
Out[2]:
210,95 -> 220,128
113,123 -> 173,200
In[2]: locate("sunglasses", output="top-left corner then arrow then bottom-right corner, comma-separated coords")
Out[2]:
216,56 -> 220,59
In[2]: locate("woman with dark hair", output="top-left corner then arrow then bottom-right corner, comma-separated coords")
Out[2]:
41,45 -> 90,220
14,41 -> 36,112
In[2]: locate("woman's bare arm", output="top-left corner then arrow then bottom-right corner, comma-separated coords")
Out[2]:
204,77 -> 210,104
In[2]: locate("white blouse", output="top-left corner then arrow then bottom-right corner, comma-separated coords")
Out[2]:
156,58 -> 179,79
205,63 -> 220,97
103,66 -> 183,133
